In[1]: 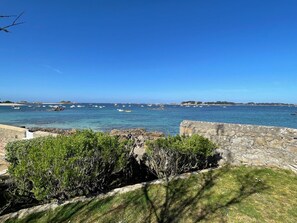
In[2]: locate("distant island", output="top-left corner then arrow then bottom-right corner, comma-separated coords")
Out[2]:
59,101 -> 73,104
0,100 -> 23,106
180,101 -> 296,106
0,100 -> 14,104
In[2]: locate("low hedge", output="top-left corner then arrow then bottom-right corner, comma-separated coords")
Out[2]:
145,135 -> 217,178
5,130 -> 133,201
2,132 -> 217,215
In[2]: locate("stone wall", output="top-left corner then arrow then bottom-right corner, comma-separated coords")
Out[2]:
0,124 -> 26,158
0,124 -> 58,146
0,125 -> 27,173
0,124 -> 58,174
0,124 -> 26,144
180,120 -> 297,172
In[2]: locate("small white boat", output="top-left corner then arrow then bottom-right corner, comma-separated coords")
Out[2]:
70,105 -> 76,108
117,109 -> 124,112
125,110 -> 132,113
13,106 -> 20,110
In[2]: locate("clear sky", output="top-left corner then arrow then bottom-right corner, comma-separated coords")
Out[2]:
1,0 -> 296,103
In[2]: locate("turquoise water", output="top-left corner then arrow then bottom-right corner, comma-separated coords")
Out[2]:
0,104 -> 296,135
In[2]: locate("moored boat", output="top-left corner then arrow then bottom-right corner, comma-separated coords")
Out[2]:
52,106 -> 65,111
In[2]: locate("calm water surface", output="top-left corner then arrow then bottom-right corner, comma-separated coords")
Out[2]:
0,104 -> 296,135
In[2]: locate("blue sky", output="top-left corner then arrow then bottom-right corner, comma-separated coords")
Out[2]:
0,0 -> 296,103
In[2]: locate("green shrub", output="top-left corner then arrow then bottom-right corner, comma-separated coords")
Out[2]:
5,130 -> 133,201
145,135 -> 216,178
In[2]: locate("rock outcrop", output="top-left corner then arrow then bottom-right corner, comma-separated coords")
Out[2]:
110,128 -> 164,161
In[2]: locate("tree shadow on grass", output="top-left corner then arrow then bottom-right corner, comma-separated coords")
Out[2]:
82,166 -> 268,223
142,166 -> 269,223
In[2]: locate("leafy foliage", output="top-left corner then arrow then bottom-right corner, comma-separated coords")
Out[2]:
5,130 -> 133,201
3,132 -> 217,216
145,135 -> 217,178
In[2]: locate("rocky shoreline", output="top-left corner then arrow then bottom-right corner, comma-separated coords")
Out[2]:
27,127 -> 77,135
110,128 -> 164,161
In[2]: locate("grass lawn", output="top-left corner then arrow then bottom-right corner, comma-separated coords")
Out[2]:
5,166 -> 297,223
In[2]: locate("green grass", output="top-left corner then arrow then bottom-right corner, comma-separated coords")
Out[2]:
5,166 -> 297,223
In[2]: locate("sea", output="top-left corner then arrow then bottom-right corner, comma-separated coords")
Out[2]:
0,104 -> 296,135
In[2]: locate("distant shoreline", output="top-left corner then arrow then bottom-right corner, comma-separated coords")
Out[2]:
180,104 -> 297,107
0,102 -> 296,110
180,101 -> 297,107
0,103 -> 24,106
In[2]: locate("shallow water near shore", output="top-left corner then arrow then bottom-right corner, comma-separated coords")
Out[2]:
0,104 -> 296,135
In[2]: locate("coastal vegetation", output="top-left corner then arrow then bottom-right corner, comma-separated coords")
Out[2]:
4,166 -> 297,223
145,135 -> 216,178
5,131 -> 134,201
1,131 -> 216,215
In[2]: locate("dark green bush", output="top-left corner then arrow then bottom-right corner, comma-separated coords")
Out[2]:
4,131 -> 217,210
145,135 -> 216,178
5,130 -> 133,201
